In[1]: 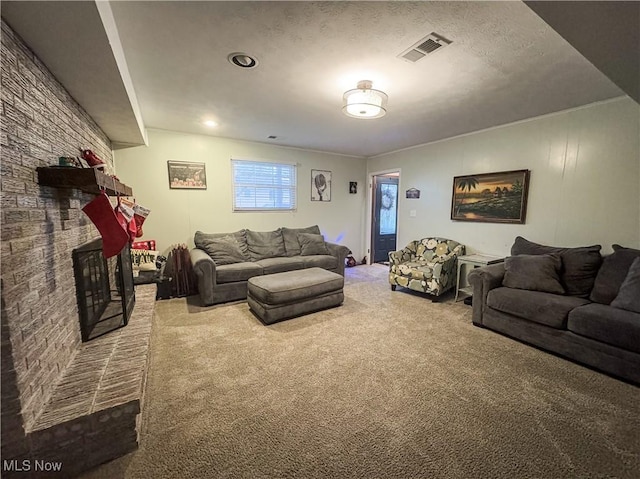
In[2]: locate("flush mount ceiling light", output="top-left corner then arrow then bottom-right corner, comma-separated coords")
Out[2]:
203,120 -> 218,128
342,80 -> 388,119
228,52 -> 258,69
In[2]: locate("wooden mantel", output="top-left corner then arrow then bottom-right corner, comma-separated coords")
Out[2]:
37,167 -> 133,196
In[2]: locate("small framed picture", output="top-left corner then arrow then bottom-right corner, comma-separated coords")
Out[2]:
311,169 -> 331,201
349,182 -> 357,194
168,160 -> 207,189
406,188 -> 420,199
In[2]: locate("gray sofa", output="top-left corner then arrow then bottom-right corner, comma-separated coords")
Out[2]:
468,237 -> 640,384
190,225 -> 350,306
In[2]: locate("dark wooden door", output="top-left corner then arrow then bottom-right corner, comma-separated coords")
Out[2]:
372,175 -> 399,263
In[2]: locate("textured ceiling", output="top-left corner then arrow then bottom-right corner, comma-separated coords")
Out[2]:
3,1 -> 630,157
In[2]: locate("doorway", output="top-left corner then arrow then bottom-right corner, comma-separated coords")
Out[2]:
371,173 -> 399,264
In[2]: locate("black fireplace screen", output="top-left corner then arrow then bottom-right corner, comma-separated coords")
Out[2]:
72,239 -> 135,341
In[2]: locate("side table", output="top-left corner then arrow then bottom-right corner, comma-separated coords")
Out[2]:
455,254 -> 505,302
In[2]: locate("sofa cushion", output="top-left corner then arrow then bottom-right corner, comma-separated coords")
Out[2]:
254,257 -> 305,275
503,254 -> 564,294
195,230 -> 249,260
487,287 -> 590,329
246,229 -> 286,261
281,225 -> 321,256
610,257 -> 640,313
216,262 -> 263,283
568,303 -> 640,354
590,245 -> 640,305
298,233 -> 330,256
511,236 -> 602,297
196,235 -> 248,265
301,255 -> 338,271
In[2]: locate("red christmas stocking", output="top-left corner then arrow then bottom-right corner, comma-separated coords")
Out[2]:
82,192 -> 129,258
133,204 -> 151,238
128,219 -> 138,242
117,201 -> 137,243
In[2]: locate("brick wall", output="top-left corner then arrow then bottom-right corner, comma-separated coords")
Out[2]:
1,19 -> 115,460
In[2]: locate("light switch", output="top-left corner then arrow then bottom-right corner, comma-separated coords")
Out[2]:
409,210 -> 416,217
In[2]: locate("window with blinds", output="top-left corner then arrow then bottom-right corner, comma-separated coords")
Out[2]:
232,159 -> 297,211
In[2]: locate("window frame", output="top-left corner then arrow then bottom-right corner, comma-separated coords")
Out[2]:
231,158 -> 297,212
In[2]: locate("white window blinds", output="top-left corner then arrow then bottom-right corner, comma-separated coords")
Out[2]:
232,159 -> 297,211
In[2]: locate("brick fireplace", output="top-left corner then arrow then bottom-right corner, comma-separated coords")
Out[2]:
1,20 -> 152,477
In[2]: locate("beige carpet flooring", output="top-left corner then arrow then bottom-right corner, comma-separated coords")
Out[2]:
81,264 -> 640,479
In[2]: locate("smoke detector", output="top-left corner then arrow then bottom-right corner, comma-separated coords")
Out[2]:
398,33 -> 452,63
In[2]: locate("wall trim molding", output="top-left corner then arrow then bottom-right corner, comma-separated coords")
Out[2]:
368,96 -> 631,160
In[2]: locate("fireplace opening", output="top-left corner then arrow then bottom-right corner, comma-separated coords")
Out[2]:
72,239 -> 135,341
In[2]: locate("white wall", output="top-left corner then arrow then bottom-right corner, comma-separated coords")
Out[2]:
367,97 -> 640,256
114,129 -> 367,256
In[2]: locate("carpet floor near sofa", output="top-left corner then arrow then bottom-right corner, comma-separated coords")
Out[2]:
81,265 -> 639,479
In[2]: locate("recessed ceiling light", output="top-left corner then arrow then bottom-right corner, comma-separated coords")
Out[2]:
203,120 -> 218,128
228,52 -> 258,69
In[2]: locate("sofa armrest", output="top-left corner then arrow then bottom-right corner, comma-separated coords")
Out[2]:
325,242 -> 350,276
388,250 -> 400,264
389,243 -> 418,265
190,248 -> 217,306
430,243 -> 464,275
436,253 -> 457,276
468,263 -> 505,326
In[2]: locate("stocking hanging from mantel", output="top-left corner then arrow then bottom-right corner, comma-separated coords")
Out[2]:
81,191 -> 129,258
133,203 -> 151,238
121,198 -> 151,239
117,199 -> 137,242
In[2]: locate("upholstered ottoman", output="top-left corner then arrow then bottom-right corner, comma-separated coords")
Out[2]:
247,267 -> 344,324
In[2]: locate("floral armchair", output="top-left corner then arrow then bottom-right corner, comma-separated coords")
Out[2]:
388,237 -> 465,298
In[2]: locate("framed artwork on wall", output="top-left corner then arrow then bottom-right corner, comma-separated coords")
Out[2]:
167,160 -> 207,189
451,169 -> 530,223
349,182 -> 357,194
406,188 -> 420,199
311,169 -> 331,201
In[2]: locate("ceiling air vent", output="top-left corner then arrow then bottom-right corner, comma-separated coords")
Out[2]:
398,33 -> 452,63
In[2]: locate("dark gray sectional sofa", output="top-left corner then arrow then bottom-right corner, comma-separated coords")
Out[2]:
190,225 -> 350,306
469,237 -> 640,384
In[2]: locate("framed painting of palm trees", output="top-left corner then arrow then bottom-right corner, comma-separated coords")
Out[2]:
451,169 -> 530,223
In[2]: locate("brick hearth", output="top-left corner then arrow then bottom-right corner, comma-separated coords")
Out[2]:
28,285 -> 155,475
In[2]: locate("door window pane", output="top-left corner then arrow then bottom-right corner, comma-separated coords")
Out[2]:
379,184 -> 397,235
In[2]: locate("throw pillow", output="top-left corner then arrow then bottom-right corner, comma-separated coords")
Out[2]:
131,249 -> 159,272
511,236 -> 602,297
503,254 -> 565,294
610,257 -> 640,313
297,233 -> 329,256
246,229 -> 286,261
196,235 -> 247,265
590,245 -> 640,305
195,230 -> 249,259
282,225 -> 321,256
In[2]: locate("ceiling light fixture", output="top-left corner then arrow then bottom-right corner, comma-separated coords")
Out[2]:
203,120 -> 218,128
342,80 -> 388,119
228,52 -> 258,69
